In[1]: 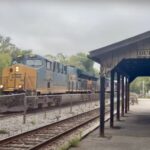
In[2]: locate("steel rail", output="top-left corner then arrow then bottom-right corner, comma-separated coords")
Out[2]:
0,108 -> 100,150
30,111 -> 103,150
31,109 -> 111,150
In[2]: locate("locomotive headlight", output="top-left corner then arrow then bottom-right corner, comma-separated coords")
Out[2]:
0,84 -> 4,89
18,85 -> 22,88
15,66 -> 19,72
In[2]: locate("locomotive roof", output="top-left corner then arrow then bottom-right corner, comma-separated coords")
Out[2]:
20,54 -> 98,80
89,31 -> 150,63
77,69 -> 98,80
25,54 -> 52,61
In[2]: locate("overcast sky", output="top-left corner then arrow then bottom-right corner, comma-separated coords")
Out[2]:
0,0 -> 150,56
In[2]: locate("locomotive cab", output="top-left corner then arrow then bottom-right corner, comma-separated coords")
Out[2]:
0,55 -> 43,94
1,64 -> 37,94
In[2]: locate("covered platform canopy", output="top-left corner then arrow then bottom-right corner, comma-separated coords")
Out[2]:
89,31 -> 150,136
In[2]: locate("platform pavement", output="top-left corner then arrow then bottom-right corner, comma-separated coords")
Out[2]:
70,99 -> 150,150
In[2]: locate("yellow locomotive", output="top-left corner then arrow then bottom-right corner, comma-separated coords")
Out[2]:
1,64 -> 36,93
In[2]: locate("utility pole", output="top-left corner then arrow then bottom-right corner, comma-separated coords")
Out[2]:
142,80 -> 145,97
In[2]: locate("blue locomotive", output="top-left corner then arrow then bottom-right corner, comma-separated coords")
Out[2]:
0,54 -> 99,95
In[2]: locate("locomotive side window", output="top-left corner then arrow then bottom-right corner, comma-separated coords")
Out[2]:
46,61 -> 50,70
12,55 -> 24,64
57,63 -> 60,73
26,59 -> 42,67
64,66 -> 67,74
50,62 -> 52,70
61,64 -> 64,74
46,61 -> 52,70
53,62 -> 56,72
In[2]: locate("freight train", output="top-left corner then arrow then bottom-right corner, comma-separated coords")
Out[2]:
0,54 -> 116,112
0,54 -> 99,95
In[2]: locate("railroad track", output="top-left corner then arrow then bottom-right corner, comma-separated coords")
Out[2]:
0,108 -> 102,150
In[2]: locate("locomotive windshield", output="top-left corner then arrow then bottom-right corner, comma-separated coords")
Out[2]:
26,59 -> 43,67
12,56 -> 24,64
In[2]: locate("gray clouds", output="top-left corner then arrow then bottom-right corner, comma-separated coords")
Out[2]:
0,0 -> 150,56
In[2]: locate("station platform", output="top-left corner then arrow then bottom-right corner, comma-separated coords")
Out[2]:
70,99 -> 150,150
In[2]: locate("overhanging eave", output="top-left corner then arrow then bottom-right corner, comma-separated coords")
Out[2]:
89,31 -> 150,61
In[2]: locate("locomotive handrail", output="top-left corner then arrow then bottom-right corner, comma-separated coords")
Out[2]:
0,93 -> 25,97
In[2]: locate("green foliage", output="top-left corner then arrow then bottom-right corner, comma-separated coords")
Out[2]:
130,77 -> 150,94
69,137 -> 80,147
45,52 -> 97,75
11,49 -> 32,60
68,53 -> 97,75
0,129 -> 9,134
45,54 -> 56,61
0,36 -> 11,53
0,34 -> 32,75
60,144 -> 70,150
59,136 -> 80,150
0,34 -> 97,77
30,120 -> 36,125
93,68 -> 99,76
56,53 -> 68,65
0,53 -> 11,75
46,53 -> 69,64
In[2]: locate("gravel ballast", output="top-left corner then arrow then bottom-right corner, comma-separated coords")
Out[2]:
0,101 -> 99,140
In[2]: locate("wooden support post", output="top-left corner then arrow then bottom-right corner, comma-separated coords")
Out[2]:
110,70 -> 114,128
23,94 -> 27,124
121,75 -> 124,117
127,80 -> 130,111
116,72 -> 120,121
125,77 -> 128,113
100,75 -> 105,137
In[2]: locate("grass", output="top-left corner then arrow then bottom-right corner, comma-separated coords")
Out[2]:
30,120 -> 36,125
59,137 -> 80,150
0,129 -> 8,134
60,144 -> 70,150
69,137 -> 80,147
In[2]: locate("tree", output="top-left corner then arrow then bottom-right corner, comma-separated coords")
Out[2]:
45,52 -> 96,75
56,53 -> 68,64
0,53 -> 12,75
11,49 -> 33,61
45,54 -> 56,61
0,34 -> 33,74
68,54 -> 84,70
130,77 -> 150,94
0,36 -> 11,53
68,53 -> 95,74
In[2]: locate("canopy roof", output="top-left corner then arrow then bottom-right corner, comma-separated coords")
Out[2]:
89,31 -> 150,82
89,31 -> 150,63
116,58 -> 150,82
